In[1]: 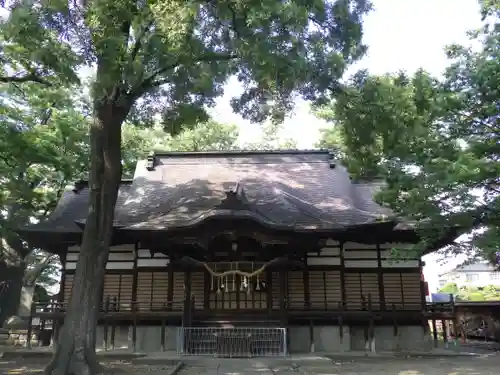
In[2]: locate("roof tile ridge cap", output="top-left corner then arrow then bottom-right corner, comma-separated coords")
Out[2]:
332,162 -> 378,215
67,178 -> 134,189
348,181 -> 397,221
347,185 -> 393,219
271,186 -> 338,224
152,149 -> 329,157
223,183 -> 279,224
277,184 -> 393,223
239,202 -> 279,224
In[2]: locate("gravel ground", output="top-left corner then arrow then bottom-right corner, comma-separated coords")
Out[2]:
178,355 -> 500,375
292,356 -> 500,375
2,355 -> 500,375
0,359 -> 175,375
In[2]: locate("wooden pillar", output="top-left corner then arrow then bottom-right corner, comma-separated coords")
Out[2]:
441,319 -> 448,343
322,271 -> 327,310
303,267 -> 310,309
339,242 -> 346,308
279,271 -> 286,318
111,297 -> 117,350
183,271 -> 192,326
203,270 -> 210,309
182,271 -> 193,355
167,266 -> 174,309
26,303 -> 35,349
309,319 -> 314,352
399,273 -> 405,309
432,318 -> 438,347
279,269 -> 288,354
58,251 -> 67,305
392,303 -> 398,338
419,260 -> 426,310
132,304 -> 137,352
150,272 -> 155,310
131,242 -> 138,310
419,260 -> 429,335
235,274 -> 241,309
376,244 -> 385,310
160,317 -> 166,352
451,295 -> 457,342
266,270 -> 272,313
368,294 -> 375,352
103,297 -> 110,351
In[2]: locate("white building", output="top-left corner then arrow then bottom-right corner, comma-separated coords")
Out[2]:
438,261 -> 500,289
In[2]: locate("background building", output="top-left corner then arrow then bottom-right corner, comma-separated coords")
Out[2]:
438,261 -> 500,289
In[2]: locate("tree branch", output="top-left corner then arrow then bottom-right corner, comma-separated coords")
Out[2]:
23,254 -> 56,286
129,53 -> 239,99
129,19 -> 154,63
0,72 -> 52,86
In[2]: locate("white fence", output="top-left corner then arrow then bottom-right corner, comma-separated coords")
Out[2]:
177,327 -> 287,357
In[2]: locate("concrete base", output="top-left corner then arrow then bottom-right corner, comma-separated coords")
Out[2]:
96,325 -> 179,352
369,326 -> 433,352
289,325 -> 430,353
288,326 -> 350,353
93,324 -> 431,354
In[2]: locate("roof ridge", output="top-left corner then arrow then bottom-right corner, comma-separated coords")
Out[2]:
69,179 -> 134,192
151,149 -> 329,157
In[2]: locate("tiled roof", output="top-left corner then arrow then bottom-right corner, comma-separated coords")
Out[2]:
20,150 -> 398,234
452,262 -> 496,273
21,180 -> 133,233
115,150 -> 394,231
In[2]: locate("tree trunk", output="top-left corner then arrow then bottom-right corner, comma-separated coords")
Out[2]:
0,262 -> 25,326
44,100 -> 123,375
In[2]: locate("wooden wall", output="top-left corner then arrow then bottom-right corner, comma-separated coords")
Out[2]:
208,273 -> 268,310
62,240 -> 423,311
63,274 -> 74,303
345,272 -> 380,309
136,272 -> 168,310
102,273 -> 133,309
308,270 -> 342,309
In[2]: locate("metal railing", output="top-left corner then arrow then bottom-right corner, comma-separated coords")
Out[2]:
177,327 -> 287,357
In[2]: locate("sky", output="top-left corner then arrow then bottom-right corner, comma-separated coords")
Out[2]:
209,0 -> 483,150
208,0 -> 484,291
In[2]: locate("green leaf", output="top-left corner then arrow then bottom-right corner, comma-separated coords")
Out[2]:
316,13 -> 500,263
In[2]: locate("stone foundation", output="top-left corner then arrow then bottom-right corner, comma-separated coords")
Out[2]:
288,325 -> 430,353
95,325 -> 178,352
93,324 -> 431,353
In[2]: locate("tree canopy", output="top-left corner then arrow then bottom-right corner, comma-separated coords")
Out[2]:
439,282 -> 500,302
316,3 -> 500,262
1,0 -> 371,126
0,82 -> 90,324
